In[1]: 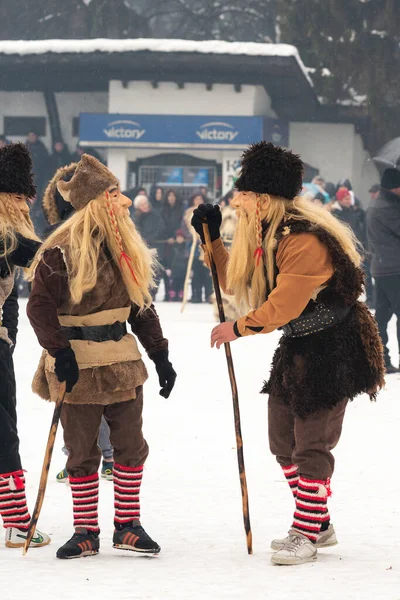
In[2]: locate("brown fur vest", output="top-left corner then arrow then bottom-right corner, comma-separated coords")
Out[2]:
263,218 -> 385,418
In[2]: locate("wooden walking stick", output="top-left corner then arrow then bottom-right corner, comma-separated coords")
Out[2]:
180,232 -> 197,313
202,222 -> 253,555
23,381 -> 67,555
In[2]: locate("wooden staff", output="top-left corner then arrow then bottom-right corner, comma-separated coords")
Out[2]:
202,222 -> 253,555
180,232 -> 197,313
23,382 -> 67,555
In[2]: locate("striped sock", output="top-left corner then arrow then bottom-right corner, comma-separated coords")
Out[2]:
282,464 -> 299,497
0,470 -> 31,530
69,473 -> 99,531
292,477 -> 330,542
113,464 -> 143,526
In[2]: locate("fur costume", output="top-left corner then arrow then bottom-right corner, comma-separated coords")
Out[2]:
235,141 -> 303,200
263,217 -> 385,418
0,143 -> 36,198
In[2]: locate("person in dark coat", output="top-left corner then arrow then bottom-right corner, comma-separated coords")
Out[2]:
132,195 -> 162,248
49,140 -> 72,174
149,185 -> 164,215
25,131 -> 50,236
367,168 -> 400,372
331,187 -> 374,307
0,143 -> 50,548
158,189 -> 184,301
169,229 -> 188,301
331,187 -> 367,246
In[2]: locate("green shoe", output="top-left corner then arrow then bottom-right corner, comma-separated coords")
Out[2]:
101,461 -> 114,481
56,468 -> 68,483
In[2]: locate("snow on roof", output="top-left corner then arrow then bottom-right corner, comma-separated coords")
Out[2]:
0,38 -> 313,87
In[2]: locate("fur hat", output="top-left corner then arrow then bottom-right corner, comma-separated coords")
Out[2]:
235,141 -> 304,200
42,163 -> 77,225
57,154 -> 119,211
381,168 -> 400,191
0,142 -> 36,198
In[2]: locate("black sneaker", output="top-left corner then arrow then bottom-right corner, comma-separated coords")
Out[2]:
113,523 -> 160,554
56,528 -> 100,559
385,363 -> 399,374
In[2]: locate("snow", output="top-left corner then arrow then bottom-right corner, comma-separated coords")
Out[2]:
0,38 -> 314,87
1,301 -> 400,599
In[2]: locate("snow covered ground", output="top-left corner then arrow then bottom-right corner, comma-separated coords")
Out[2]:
1,301 -> 400,599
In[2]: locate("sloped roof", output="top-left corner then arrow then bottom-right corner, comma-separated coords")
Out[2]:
0,38 -> 317,119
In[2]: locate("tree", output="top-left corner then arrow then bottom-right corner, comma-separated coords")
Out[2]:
0,0 -> 399,149
275,0 -> 400,151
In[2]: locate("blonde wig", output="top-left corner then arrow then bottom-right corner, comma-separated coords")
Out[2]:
227,194 -> 361,312
27,194 -> 157,309
0,192 -> 41,259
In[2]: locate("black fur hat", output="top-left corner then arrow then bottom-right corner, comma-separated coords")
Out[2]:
0,142 -> 36,198
235,141 -> 304,199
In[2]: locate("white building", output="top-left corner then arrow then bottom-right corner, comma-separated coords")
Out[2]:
0,39 -> 379,203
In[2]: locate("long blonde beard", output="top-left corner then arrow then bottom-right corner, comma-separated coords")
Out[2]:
226,207 -> 267,312
27,197 -> 157,309
0,192 -> 41,258
226,193 -> 362,314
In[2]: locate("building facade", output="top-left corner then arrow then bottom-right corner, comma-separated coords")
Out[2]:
0,39 -> 379,203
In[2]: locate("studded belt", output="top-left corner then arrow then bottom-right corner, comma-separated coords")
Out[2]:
281,303 -> 351,338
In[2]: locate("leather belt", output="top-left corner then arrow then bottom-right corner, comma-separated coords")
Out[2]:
61,321 -> 127,342
282,304 -> 350,338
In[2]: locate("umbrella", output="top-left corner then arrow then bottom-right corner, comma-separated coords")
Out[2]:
372,137 -> 400,173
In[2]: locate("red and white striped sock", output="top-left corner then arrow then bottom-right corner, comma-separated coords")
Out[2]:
113,464 -> 143,526
292,477 -> 330,542
0,470 -> 31,530
282,464 -> 299,497
69,473 -> 99,531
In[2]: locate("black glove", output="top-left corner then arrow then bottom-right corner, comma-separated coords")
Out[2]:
191,203 -> 222,244
151,350 -> 176,399
54,347 -> 79,393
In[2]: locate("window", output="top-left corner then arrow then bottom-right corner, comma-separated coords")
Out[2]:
3,117 -> 46,137
72,117 -> 80,137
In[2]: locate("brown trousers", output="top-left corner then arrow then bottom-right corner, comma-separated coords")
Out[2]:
60,386 -> 149,478
268,395 -> 348,480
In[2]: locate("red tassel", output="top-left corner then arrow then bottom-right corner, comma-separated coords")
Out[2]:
253,247 -> 264,267
119,251 -> 139,285
13,475 -> 24,490
325,478 -> 332,498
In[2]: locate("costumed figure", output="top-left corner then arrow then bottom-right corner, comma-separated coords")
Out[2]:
27,155 -> 176,559
0,143 -> 50,548
42,163 -> 115,482
192,142 -> 385,566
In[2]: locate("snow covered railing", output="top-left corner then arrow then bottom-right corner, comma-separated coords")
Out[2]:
0,38 -> 314,87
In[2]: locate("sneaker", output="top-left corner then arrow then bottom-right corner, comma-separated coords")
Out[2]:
271,523 -> 338,551
56,468 -> 68,483
56,528 -> 100,559
271,531 -> 317,566
5,527 -> 51,549
113,523 -> 160,554
385,363 -> 399,374
101,461 -> 114,481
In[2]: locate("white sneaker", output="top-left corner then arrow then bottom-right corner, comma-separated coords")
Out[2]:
271,531 -> 317,565
5,527 -> 51,548
271,523 -> 338,551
